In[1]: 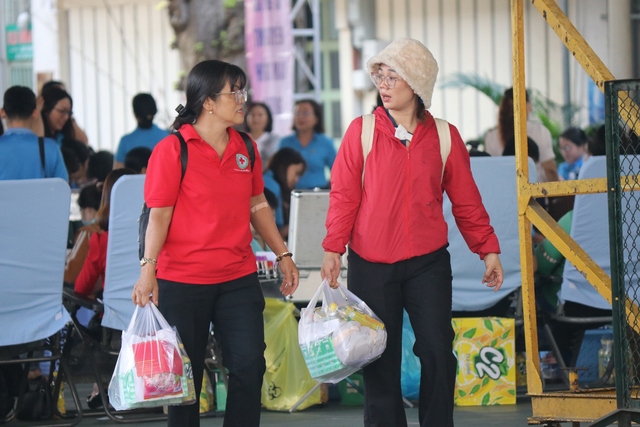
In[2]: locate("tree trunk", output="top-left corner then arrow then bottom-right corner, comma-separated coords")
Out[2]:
168,0 -> 246,89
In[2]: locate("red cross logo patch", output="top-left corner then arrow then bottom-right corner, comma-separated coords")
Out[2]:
236,153 -> 249,170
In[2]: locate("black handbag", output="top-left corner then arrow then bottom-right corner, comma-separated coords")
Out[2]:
16,375 -> 52,421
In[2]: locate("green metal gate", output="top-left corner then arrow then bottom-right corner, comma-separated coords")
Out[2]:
606,79 -> 640,414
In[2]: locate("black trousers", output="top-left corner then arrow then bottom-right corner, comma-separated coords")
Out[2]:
347,247 -> 456,427
158,273 -> 266,427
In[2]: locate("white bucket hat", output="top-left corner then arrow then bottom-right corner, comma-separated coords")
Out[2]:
366,38 -> 439,109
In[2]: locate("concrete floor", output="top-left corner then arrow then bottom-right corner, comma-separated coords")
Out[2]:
8,389 -> 588,427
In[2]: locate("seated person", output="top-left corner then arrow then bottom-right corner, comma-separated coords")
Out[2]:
74,168 -> 136,297
86,150 -> 114,185
114,93 -> 168,169
502,136 -> 540,163
263,147 -> 306,240
558,127 -> 588,180
64,183 -> 102,284
123,146 -> 152,173
0,85 -> 68,181
61,138 -> 91,187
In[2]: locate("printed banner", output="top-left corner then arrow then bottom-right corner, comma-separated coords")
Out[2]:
245,0 -> 294,137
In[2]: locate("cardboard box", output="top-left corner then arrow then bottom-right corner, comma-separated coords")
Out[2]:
452,317 -> 515,406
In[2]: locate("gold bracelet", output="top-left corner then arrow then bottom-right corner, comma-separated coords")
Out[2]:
140,257 -> 157,267
275,251 -> 293,262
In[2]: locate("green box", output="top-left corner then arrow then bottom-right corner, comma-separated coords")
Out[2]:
338,373 -> 364,405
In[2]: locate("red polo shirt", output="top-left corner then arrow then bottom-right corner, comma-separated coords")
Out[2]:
145,124 -> 264,284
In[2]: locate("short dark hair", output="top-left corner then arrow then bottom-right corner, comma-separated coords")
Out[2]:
560,127 -> 588,147
78,183 -> 102,211
503,136 -> 539,162
132,93 -> 158,129
2,86 -> 36,120
172,60 -> 247,130
245,102 -> 274,133
124,146 -> 152,173
87,150 -> 114,182
61,147 -> 80,176
293,99 -> 325,134
61,138 -> 91,164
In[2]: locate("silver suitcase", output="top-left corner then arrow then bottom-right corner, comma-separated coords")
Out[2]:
287,189 -> 330,269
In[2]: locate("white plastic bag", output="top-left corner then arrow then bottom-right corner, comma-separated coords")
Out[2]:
298,279 -> 387,384
108,303 -> 196,410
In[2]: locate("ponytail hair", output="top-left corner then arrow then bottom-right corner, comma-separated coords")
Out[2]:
171,60 -> 247,130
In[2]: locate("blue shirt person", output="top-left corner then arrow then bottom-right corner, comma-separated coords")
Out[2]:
114,93 -> 168,167
0,86 -> 68,181
278,99 -> 336,189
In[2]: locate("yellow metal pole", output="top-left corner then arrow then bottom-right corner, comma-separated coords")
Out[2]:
512,0 -> 543,396
530,0 -> 640,136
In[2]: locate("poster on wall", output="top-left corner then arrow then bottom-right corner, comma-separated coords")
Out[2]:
6,23 -> 33,62
245,0 -> 295,138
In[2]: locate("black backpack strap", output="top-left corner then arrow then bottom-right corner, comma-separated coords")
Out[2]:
238,131 -> 256,171
38,137 -> 45,175
173,131 -> 188,182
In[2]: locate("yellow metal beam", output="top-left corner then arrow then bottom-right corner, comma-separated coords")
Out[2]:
526,176 -> 640,199
530,0 -> 640,137
512,0 -> 544,396
530,390 -> 616,424
527,201 -> 611,303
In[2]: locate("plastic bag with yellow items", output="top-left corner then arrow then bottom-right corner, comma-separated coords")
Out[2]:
261,298 -> 321,411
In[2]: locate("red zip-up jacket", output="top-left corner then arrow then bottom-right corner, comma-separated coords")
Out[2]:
322,107 -> 500,263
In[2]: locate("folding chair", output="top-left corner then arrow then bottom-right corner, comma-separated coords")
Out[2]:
444,156 -> 537,315
0,178 -> 83,425
62,175 -> 165,422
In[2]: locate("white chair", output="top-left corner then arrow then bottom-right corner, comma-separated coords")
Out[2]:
559,155 -> 640,309
444,156 -> 537,313
544,156 -> 640,386
62,175 -> 164,421
0,178 -> 83,424
101,175 -> 146,331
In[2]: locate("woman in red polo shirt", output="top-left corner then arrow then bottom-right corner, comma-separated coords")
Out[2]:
132,60 -> 299,427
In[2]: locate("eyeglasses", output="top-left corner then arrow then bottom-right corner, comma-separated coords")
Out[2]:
560,144 -> 574,152
53,107 -> 73,117
215,88 -> 248,104
294,111 -> 314,118
370,73 -> 403,88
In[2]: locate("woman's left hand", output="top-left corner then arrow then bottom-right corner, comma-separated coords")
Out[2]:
482,253 -> 504,292
278,257 -> 299,296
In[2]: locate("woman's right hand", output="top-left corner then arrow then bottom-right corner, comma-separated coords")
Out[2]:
132,267 -> 159,306
321,251 -> 342,289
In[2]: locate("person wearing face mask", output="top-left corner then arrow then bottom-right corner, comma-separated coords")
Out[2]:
278,99 -> 336,189
321,38 -> 504,427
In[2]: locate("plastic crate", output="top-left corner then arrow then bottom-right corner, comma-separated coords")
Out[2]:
575,328 -> 614,383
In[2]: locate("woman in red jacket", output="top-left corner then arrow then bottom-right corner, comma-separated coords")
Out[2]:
321,38 -> 504,427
